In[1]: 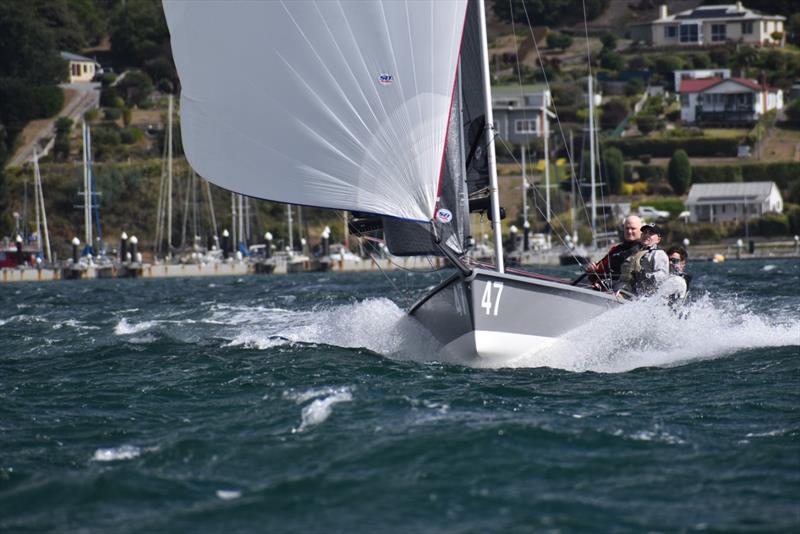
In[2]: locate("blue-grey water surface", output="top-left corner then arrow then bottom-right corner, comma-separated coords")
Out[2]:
1,259 -> 798,533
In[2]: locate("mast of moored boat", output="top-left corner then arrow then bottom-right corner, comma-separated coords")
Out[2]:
167,94 -> 174,256
81,122 -> 93,252
33,149 -> 51,263
476,0 -> 503,273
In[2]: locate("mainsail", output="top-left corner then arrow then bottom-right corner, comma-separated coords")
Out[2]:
164,0 -> 469,223
382,0 -> 490,256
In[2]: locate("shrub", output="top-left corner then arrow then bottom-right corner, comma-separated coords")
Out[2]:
601,99 -> 628,130
100,87 -> 119,107
547,32 -> 573,51
621,181 -> 650,195
604,137 -> 738,158
624,78 -> 645,96
599,50 -> 625,71
120,127 -> 144,145
692,165 -> 742,183
54,117 -> 73,135
84,109 -> 99,122
104,108 -> 122,121
600,32 -> 617,51
636,115 -> 659,135
668,149 -> 691,195
758,212 -> 790,236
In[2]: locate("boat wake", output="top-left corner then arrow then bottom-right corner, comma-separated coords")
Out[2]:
125,294 -> 796,374
506,293 -> 800,373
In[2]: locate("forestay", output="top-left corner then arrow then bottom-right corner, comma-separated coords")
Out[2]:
164,0 -> 468,223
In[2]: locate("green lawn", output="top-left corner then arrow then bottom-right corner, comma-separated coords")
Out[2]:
699,128 -> 749,139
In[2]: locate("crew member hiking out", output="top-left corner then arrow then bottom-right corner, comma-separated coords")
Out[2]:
585,215 -> 642,291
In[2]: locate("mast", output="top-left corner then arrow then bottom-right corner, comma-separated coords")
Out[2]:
542,97 -> 551,248
82,122 -> 93,250
588,75 -> 597,248
521,145 -> 528,243
231,193 -> 237,248
167,94 -> 174,254
33,150 -> 51,263
569,129 -> 576,241
477,0 -> 503,273
238,193 -> 245,248
204,178 -> 218,244
286,205 -> 294,252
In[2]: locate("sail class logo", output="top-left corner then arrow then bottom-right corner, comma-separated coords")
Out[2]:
436,208 -> 453,223
378,73 -> 393,85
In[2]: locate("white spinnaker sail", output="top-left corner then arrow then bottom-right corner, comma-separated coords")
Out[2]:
164,0 -> 468,222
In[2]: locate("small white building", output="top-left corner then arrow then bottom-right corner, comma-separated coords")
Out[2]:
631,2 -> 785,48
686,182 -> 783,223
679,77 -> 783,124
61,51 -> 98,83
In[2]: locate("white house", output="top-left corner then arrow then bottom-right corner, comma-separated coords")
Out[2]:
686,182 -> 783,223
61,51 -> 98,83
631,2 -> 785,48
491,85 -> 552,144
678,77 -> 783,124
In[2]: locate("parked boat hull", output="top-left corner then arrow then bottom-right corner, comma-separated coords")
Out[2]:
409,268 -> 619,365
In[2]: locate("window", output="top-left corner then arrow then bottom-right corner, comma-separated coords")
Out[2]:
711,24 -> 726,42
664,26 -> 677,39
680,94 -> 689,106
680,24 -> 699,43
515,119 -> 537,134
742,21 -> 753,34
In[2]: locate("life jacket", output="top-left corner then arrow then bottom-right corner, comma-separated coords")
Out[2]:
617,248 -> 648,291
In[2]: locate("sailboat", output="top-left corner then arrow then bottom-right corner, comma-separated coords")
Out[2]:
163,0 -> 619,364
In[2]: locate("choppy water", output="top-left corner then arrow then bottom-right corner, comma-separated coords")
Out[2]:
1,259 -> 798,532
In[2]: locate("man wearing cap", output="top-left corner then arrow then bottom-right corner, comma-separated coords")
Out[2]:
585,214 -> 642,290
627,223 -> 670,296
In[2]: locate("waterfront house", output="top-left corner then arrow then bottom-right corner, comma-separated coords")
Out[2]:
686,182 -> 783,223
630,2 -> 785,48
492,85 -> 551,144
678,77 -> 783,124
61,51 -> 98,83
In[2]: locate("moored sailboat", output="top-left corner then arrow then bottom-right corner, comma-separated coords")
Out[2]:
163,0 -> 619,364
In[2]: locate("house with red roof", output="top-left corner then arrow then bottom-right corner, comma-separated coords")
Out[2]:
678,77 -> 783,124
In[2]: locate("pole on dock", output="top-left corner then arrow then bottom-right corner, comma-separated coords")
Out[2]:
15,235 -> 24,265
221,229 -> 230,260
321,226 -> 331,256
71,237 -> 80,264
128,236 -> 139,264
264,232 -> 273,259
120,232 -> 128,261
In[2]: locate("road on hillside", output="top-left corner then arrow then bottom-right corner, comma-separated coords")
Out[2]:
7,82 -> 100,169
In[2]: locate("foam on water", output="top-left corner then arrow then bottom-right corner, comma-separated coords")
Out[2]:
114,318 -> 157,335
285,386 -> 354,432
227,298 -> 440,358
507,293 -> 800,373
91,445 -> 141,462
216,291 -> 797,373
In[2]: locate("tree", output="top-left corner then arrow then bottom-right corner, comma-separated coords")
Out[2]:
690,53 -> 711,69
53,116 -> 73,161
785,99 -> 800,123
547,32 -> 573,51
600,99 -> 628,130
492,0 -> 609,26
599,50 -> 625,71
668,149 -> 691,195
602,147 -> 624,194
600,32 -> 617,51
636,115 -> 658,135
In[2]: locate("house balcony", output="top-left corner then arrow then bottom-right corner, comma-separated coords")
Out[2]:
695,105 -> 757,125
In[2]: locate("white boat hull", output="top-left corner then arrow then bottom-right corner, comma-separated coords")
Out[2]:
409,268 -> 619,365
